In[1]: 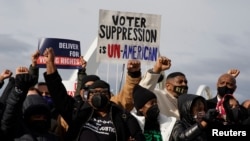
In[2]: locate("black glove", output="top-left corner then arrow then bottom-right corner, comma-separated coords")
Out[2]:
15,73 -> 37,92
202,109 -> 219,123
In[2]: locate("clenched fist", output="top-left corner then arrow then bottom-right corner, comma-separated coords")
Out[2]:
153,56 -> 171,73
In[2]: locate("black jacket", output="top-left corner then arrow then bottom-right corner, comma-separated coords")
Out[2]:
169,94 -> 208,141
1,73 -> 59,141
44,70 -> 145,141
206,96 -> 218,110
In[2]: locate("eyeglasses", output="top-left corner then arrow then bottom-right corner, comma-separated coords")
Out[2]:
89,88 -> 109,95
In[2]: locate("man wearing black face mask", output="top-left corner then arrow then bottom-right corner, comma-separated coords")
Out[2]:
131,85 -> 176,141
43,48 -> 145,141
139,56 -> 188,119
207,69 -> 239,110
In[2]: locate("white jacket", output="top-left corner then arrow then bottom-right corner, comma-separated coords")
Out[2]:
131,108 -> 176,141
139,70 -> 180,119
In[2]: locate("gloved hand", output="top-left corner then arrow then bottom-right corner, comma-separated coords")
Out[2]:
202,109 -> 219,123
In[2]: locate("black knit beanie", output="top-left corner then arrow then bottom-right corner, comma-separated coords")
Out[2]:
81,75 -> 100,90
87,80 -> 110,98
133,84 -> 156,110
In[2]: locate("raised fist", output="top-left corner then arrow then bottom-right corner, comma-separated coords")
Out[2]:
127,60 -> 141,72
153,56 -> 171,73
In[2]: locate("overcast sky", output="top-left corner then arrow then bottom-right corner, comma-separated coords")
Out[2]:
1,0 -> 250,103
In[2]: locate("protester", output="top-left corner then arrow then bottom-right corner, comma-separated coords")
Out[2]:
169,94 -> 218,141
1,66 -> 59,140
76,56 -> 142,112
42,47 -> 145,141
110,59 -> 142,111
216,94 -> 248,125
207,69 -> 239,109
0,51 -> 38,121
131,84 -> 176,141
139,56 -> 188,119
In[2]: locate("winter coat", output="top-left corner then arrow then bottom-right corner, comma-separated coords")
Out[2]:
131,108 -> 176,141
1,86 -> 59,141
139,70 -> 179,119
169,94 -> 208,141
44,70 -> 145,141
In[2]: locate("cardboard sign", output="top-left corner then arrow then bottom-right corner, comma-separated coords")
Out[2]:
97,9 -> 161,64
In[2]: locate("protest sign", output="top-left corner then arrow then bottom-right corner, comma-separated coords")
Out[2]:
97,9 -> 161,64
37,38 -> 81,69
62,80 -> 77,97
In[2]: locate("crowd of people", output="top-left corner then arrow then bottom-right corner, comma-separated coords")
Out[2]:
0,47 -> 249,141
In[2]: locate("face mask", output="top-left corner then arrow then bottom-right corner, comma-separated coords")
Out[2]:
173,86 -> 188,96
43,96 -> 53,108
91,93 -> 109,109
146,105 -> 160,121
193,111 -> 205,122
217,86 -> 234,97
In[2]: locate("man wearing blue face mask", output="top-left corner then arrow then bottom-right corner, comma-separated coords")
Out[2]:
139,56 -> 188,120
207,69 -> 239,110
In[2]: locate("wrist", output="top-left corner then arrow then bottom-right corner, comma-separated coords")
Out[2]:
148,68 -> 160,74
0,76 -> 4,81
128,70 -> 141,78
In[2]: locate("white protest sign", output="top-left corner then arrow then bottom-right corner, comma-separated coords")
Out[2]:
97,9 -> 161,64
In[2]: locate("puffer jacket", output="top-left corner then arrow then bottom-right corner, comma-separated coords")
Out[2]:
169,94 -> 208,141
1,73 -> 59,141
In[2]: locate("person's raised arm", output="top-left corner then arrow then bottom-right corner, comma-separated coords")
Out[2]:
152,56 -> 171,73
43,47 -> 76,124
111,59 -> 141,111
29,50 -> 39,77
75,56 -> 87,96
43,47 -> 56,74
139,56 -> 171,91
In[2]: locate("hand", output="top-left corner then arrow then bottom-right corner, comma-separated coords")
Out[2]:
227,69 -> 240,78
43,47 -> 55,64
80,56 -> 87,69
153,56 -> 171,73
16,66 -> 29,75
127,60 -> 141,72
202,109 -> 219,123
0,69 -> 13,81
15,66 -> 37,91
31,50 -> 40,67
